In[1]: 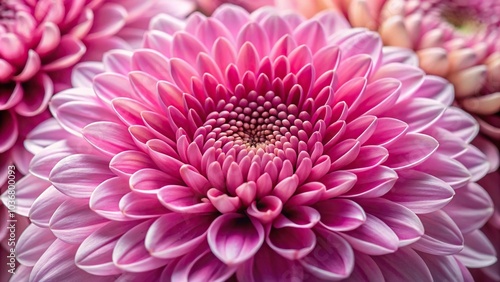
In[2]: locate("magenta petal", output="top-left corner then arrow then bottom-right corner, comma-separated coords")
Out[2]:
6,174 -> 49,216
83,121 -> 135,155
274,206 -> 320,229
89,177 -> 130,221
85,3 -> 127,40
267,226 -> 316,260
112,219 -> 169,272
207,213 -> 265,265
359,198 -> 424,246
443,183 -> 493,233
300,228 -> 354,280
384,170 -> 454,214
247,195 -> 283,224
146,213 -> 215,259
49,154 -> 114,198
412,210 -> 464,255
340,214 -> 399,255
29,185 -> 70,228
373,247 -> 432,281
30,239 -> 109,282
344,251 -> 384,282
119,192 -> 169,219
16,224 -> 56,267
320,171 -> 357,199
344,166 -> 397,198
237,243 -> 303,281
418,251 -> 464,282
158,185 -> 216,213
455,230 -> 497,268
15,73 -> 53,117
384,133 -> 438,170
171,245 -> 237,282
42,37 -> 85,71
76,221 -> 137,275
315,199 -> 366,232
49,198 -> 108,244
130,168 -> 182,194
109,150 -> 156,178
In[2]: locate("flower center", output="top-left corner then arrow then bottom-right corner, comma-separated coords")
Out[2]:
440,6 -> 485,35
203,90 -> 307,152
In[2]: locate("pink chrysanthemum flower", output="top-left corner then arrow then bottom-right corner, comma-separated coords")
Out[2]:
0,0 -> 194,280
12,5 -> 497,281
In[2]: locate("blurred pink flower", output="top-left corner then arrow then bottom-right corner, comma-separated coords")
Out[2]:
196,0 -> 274,14
0,0 -> 194,280
11,5 -> 497,281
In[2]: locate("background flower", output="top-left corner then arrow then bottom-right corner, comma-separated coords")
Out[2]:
196,0 -> 274,14
12,4 -> 497,281
0,0 -> 194,280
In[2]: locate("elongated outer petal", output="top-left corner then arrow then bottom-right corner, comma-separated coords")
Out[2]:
340,214 -> 399,255
417,251 -> 464,282
16,224 -> 56,267
455,230 -> 497,268
412,210 -> 464,256
315,199 -> 366,232
49,198 -> 108,244
76,221 -> 138,276
443,183 -> 493,233
171,244 -> 237,282
29,185 -> 70,228
373,247 -> 432,282
30,239 -> 113,282
383,170 -> 454,214
237,243 -> 303,282
300,228 -> 354,280
267,226 -> 316,260
359,198 -> 424,246
343,251 -> 384,282
207,213 -> 265,265
146,213 -> 215,259
49,154 -> 114,198
113,219 -> 169,272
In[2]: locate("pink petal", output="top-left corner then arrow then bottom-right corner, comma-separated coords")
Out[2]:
85,3 -> 126,40
384,133 -> 438,170
42,37 -> 85,71
146,213 -> 215,259
83,122 -> 135,155
415,153 -> 471,189
340,214 -> 399,255
455,230 -> 497,268
15,73 -> 53,117
93,73 -> 134,105
89,177 -> 130,221
29,185 -> 70,228
300,228 -> 354,280
49,154 -> 114,198
76,221 -> 137,275
343,166 -> 397,198
315,199 -> 366,232
274,206 -> 321,229
247,195 -> 283,224
49,198 -> 108,244
384,170 -> 454,214
343,251 -> 384,282
6,174 -> 49,216
30,239 -> 111,282
158,185 -> 216,214
418,252 -> 464,282
359,198 -> 424,246
130,168 -> 182,194
71,62 -> 104,88
443,183 -> 493,233
207,214 -> 265,265
412,210 -> 464,255
109,150 -> 156,178
269,226 -> 315,259
371,63 -> 424,101
320,171 -> 357,199
119,192 -> 169,219
170,245 -> 237,282
237,243 -> 303,281
113,219 -> 169,272
388,98 -> 446,132
373,247 -> 432,281
16,224 -> 56,267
